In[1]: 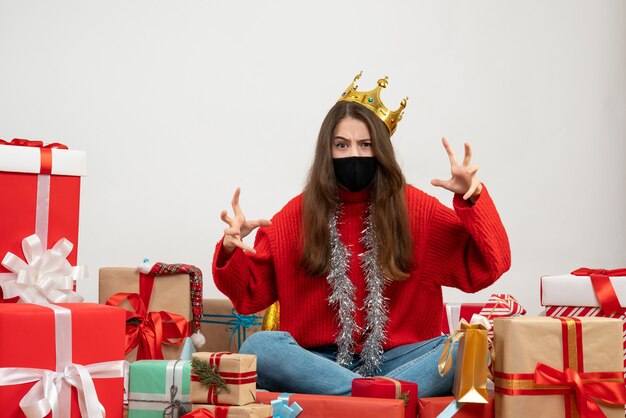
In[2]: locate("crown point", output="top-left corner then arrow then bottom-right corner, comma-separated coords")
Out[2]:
378,78 -> 389,88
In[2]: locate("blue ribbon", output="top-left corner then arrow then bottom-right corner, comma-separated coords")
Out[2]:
436,399 -> 463,418
200,309 -> 263,350
271,393 -> 303,418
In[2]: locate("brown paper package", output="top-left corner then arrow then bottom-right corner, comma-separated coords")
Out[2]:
190,352 -> 257,406
99,267 -> 191,361
493,316 -> 624,418
200,299 -> 265,353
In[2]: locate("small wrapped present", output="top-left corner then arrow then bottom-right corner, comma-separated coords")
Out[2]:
200,299 -> 264,353
439,315 -> 490,403
256,391 -> 405,418
128,359 -> 191,418
417,393 -> 494,418
0,138 -> 86,302
493,316 -> 626,417
351,376 -> 417,418
478,294 -> 526,344
190,352 -> 256,406
189,404 -> 272,418
441,303 -> 485,335
100,262 -> 204,361
541,268 -> 626,378
0,303 -> 126,417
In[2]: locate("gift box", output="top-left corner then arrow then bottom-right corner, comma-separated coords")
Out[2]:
441,303 -> 485,335
0,139 -> 86,302
189,404 -> 272,418
128,359 -> 191,418
190,352 -> 256,406
100,265 -> 193,361
200,299 -> 264,353
351,377 -> 417,418
417,393 -> 494,418
0,303 -> 126,417
493,316 -> 626,418
541,268 -> 626,377
478,294 -> 526,344
256,391 -> 405,418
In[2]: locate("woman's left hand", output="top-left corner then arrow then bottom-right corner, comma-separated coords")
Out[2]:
431,137 -> 483,201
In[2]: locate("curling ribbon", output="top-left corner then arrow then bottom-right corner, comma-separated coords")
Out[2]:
106,292 -> 189,360
0,304 -> 126,418
571,268 -> 626,315
0,234 -> 86,303
0,138 -> 67,174
271,393 -> 303,418
438,314 -> 491,377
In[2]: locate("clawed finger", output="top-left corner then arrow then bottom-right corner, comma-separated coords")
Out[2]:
247,219 -> 272,230
441,137 -> 458,167
221,210 -> 234,225
231,187 -> 243,216
463,180 -> 480,200
235,240 -> 256,254
462,143 -> 472,167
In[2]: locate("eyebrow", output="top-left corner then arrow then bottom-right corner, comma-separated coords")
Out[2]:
333,136 -> 371,141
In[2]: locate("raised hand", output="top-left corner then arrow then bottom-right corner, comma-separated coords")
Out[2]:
220,188 -> 272,254
430,137 -> 483,201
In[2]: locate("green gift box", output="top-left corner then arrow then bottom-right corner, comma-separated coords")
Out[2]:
129,359 -> 192,418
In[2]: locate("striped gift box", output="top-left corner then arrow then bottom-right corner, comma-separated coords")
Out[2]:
478,293 -> 526,343
544,306 -> 626,378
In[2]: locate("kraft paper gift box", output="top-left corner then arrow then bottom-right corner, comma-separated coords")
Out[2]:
200,299 -> 264,353
351,377 -> 417,418
417,393 -> 495,418
100,266 -> 192,361
0,139 -> 86,301
541,268 -> 626,379
189,404 -> 272,418
256,391 -> 405,418
128,359 -> 191,418
493,316 -> 626,418
0,303 -> 126,418
190,352 -> 256,406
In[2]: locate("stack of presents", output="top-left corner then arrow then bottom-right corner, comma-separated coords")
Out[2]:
1,138 -> 625,418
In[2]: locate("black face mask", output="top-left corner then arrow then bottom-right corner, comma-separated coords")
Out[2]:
332,157 -> 378,192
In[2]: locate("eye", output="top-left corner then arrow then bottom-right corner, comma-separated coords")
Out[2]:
360,142 -> 372,148
335,142 -> 348,149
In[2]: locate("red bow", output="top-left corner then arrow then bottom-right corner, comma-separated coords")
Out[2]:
571,268 -> 626,315
534,363 -> 626,418
0,138 -> 68,174
106,292 -> 189,360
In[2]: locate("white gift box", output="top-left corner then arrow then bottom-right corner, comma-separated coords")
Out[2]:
541,273 -> 626,308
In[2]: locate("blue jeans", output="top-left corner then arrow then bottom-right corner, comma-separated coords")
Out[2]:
240,331 -> 457,397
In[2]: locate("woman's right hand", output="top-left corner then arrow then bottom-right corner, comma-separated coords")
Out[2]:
220,187 -> 271,255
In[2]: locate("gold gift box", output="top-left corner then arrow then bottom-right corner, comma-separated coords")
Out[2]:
99,267 -> 191,361
190,352 -> 257,406
493,316 -> 625,418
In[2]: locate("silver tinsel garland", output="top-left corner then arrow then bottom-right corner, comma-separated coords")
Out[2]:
327,208 -> 360,367
327,204 -> 389,375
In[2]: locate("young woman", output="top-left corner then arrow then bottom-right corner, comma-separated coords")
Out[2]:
212,74 -> 511,397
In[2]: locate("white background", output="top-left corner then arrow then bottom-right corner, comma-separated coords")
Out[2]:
1,1 -> 624,315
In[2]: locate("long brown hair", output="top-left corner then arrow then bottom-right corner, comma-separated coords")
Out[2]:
300,101 -> 413,280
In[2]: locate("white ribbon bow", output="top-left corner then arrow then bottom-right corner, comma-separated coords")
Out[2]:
0,360 -> 125,418
1,234 -> 86,303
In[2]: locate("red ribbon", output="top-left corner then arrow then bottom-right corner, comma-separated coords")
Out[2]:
0,138 -> 68,174
180,408 -> 230,418
105,292 -> 188,360
571,268 -> 626,315
534,363 -> 626,418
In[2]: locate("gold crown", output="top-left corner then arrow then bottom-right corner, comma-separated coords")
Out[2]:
337,71 -> 408,136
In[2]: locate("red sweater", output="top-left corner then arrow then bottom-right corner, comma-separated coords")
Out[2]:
213,184 -> 510,351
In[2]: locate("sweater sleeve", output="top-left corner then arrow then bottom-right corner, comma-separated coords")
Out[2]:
212,227 -> 279,315
424,185 -> 511,292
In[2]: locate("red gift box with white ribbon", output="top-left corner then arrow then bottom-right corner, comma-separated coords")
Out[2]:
0,139 -> 86,301
0,303 -> 126,417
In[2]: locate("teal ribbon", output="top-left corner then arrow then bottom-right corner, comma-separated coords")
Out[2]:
271,393 -> 303,418
200,309 -> 263,350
